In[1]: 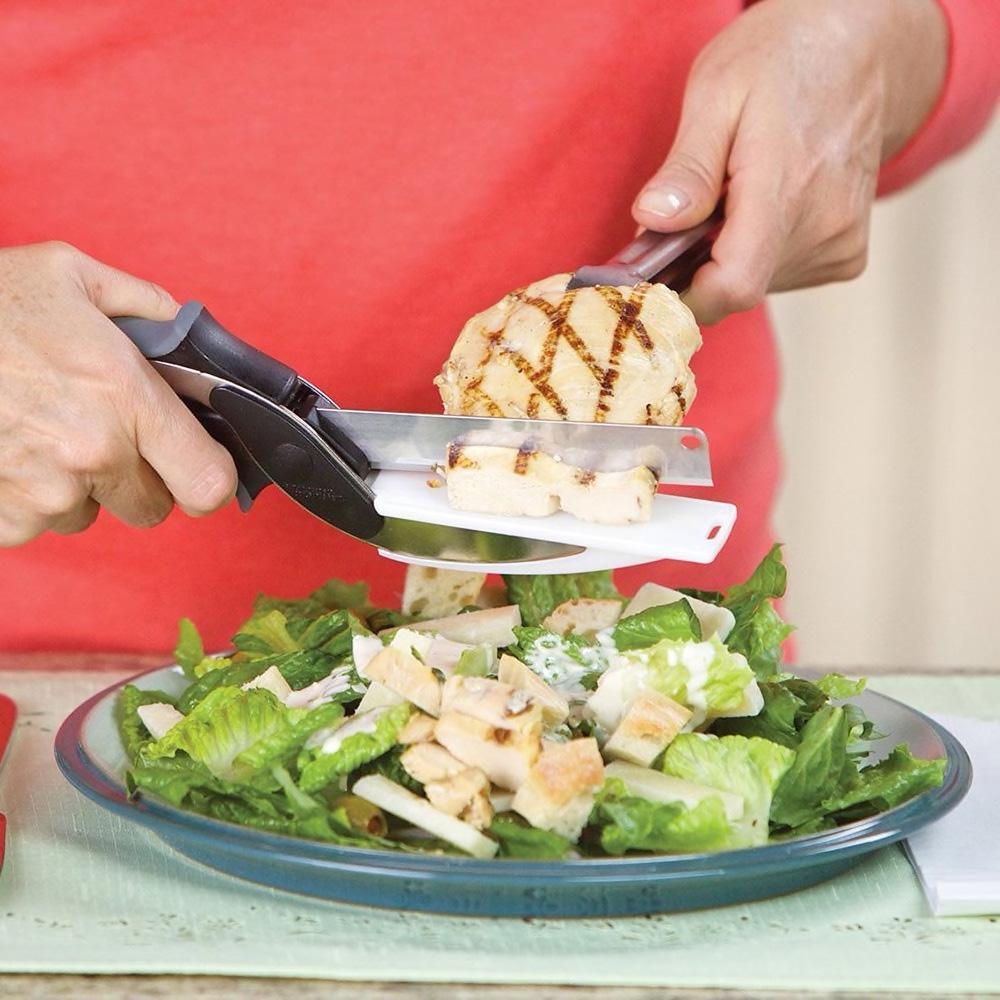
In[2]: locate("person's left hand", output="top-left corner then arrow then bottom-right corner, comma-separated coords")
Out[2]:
632,0 -> 948,325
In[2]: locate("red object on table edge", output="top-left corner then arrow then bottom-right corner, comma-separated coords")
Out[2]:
0,693 -> 17,871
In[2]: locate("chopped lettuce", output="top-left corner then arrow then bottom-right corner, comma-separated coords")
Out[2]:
233,701 -> 345,776
455,644 -> 495,677
662,733 -> 795,846
176,649 -> 343,712
591,778 -> 733,854
718,545 -> 794,681
503,571 -> 622,627
641,636 -> 755,716
173,618 -> 205,679
489,817 -> 574,859
770,708 -> 945,836
821,746 -> 946,818
142,686 -> 290,780
506,626 -> 608,691
298,702 -> 412,793
769,706 -> 855,829
814,673 -> 867,700
612,599 -> 702,650
233,609 -> 300,656
253,578 -> 371,621
116,684 -> 178,764
126,559 -> 945,858
710,680 -> 800,747
192,654 -> 234,679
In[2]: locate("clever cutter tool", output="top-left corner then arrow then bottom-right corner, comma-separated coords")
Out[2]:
113,211 -> 732,573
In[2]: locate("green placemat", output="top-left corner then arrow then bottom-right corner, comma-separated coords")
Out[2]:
1,669 -> 998,992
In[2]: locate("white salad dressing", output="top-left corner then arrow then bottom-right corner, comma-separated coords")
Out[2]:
283,664 -> 356,710
319,707 -> 386,756
524,633 -> 611,696
680,641 -> 715,713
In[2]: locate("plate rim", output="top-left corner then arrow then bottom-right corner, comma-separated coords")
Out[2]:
54,662 -> 973,880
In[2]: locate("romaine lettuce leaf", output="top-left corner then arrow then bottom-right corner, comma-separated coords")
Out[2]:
719,545 -> 793,681
192,655 -> 234,679
298,702 -> 412,793
821,745 -> 946,818
233,610 -> 300,656
662,733 -> 795,846
502,571 -> 622,627
116,685 -> 179,764
253,578 -> 371,620
142,686 -> 290,780
173,618 -> 205,679
127,755 -> 253,805
489,817 -> 573,859
232,701 -> 345,776
177,649 -> 348,713
769,705 -> 855,829
710,681 -> 803,748
612,599 -> 702,650
640,635 -> 755,717
814,673 -> 867,699
455,644 -> 495,677
591,778 -> 733,854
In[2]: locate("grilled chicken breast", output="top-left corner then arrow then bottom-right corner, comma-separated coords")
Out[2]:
435,274 -> 700,423
434,274 -> 701,523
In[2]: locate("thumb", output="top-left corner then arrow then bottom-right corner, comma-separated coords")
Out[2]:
74,250 -> 180,322
632,96 -> 734,233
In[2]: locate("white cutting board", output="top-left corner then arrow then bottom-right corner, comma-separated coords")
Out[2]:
371,470 -> 736,574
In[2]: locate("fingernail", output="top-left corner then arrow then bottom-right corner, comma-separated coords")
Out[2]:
637,187 -> 690,219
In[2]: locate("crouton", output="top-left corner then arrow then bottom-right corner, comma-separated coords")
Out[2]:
511,738 -> 605,841
402,566 -> 487,618
603,690 -> 691,766
541,598 -> 623,638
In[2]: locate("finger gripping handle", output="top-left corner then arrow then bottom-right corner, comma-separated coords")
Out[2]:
114,302 -> 299,404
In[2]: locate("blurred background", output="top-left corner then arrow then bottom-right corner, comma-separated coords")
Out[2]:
771,117 -> 998,671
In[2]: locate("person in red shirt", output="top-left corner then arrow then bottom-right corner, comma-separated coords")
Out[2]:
0,1 -> 996,653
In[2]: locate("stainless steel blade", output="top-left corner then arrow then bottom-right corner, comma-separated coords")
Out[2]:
316,409 -> 712,485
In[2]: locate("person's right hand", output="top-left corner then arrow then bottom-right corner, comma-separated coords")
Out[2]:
0,242 -> 238,546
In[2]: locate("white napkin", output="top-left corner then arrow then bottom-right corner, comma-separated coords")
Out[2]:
903,714 -> 1000,916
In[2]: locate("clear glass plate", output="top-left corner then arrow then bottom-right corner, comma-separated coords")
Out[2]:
55,665 -> 971,917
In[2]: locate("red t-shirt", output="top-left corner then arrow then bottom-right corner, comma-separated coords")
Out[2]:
0,1 -> 995,653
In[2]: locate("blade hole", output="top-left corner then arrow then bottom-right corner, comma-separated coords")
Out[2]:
680,435 -> 702,450
706,524 -> 721,540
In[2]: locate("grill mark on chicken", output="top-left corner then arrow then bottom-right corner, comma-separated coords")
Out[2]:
519,293 -> 605,384
458,374 -> 505,417
452,280 -> 681,425
594,286 -> 649,421
671,382 -> 687,416
513,445 -> 536,475
576,468 -> 596,486
447,443 -> 480,470
502,349 -> 569,417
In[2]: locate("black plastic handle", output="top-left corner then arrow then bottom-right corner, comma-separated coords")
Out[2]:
114,301 -> 299,404
112,303 -> 380,534
209,384 -> 384,538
